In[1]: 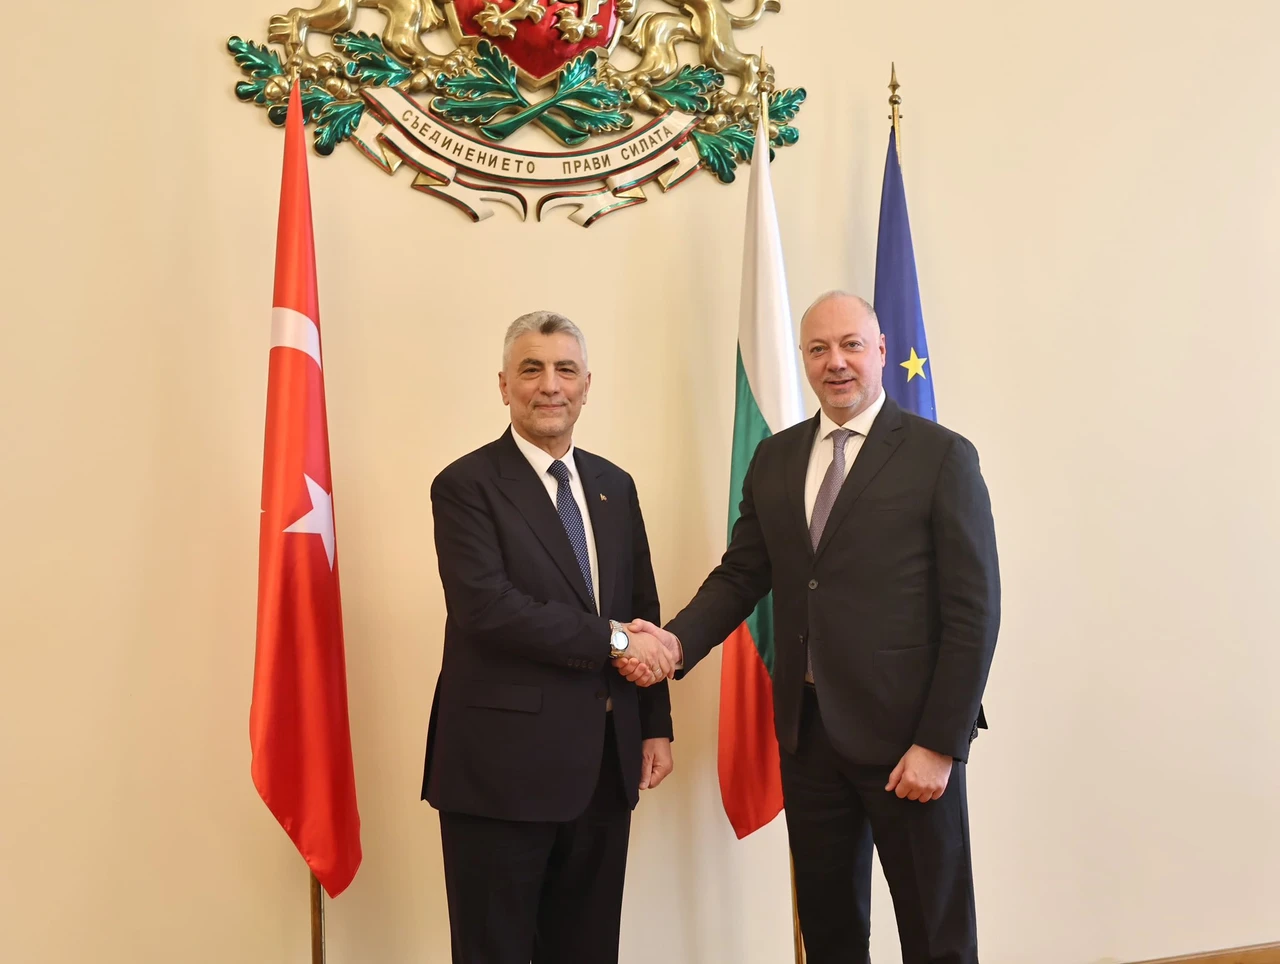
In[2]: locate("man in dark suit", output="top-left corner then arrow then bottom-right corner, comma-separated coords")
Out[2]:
424,310 -> 677,964
624,292 -> 1000,964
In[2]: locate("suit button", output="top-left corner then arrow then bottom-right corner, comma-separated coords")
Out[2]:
586,662 -> 597,670
808,579 -> 818,590
596,689 -> 607,700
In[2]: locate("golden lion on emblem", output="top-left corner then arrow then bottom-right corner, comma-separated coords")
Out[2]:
269,0 -> 446,71
603,0 -> 780,115
266,0 -> 779,118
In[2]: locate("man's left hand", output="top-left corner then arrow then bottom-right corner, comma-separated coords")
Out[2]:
885,744 -> 953,802
640,738 -> 673,790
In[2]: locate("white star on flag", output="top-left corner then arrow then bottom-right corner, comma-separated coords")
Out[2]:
283,474 -> 336,569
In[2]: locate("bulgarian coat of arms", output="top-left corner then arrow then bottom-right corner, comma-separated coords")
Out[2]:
227,0 -> 806,225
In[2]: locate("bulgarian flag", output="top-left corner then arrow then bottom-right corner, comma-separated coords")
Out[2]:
250,82 -> 362,897
717,111 -> 807,839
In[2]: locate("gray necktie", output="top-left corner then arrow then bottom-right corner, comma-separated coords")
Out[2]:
807,428 -> 854,682
810,428 -> 854,550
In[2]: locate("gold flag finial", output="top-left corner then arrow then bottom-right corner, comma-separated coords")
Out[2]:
889,62 -> 902,163
759,47 -> 770,138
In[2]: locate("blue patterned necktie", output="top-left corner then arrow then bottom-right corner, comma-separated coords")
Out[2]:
547,459 -> 596,611
806,428 -> 854,681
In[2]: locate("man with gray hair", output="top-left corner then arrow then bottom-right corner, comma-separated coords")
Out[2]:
422,310 -> 675,964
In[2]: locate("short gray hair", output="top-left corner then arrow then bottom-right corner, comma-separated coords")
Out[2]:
502,310 -> 589,368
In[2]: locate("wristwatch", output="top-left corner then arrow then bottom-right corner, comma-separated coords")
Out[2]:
608,620 -> 630,660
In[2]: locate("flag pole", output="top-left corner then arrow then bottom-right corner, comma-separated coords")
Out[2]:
291,55 -> 329,964
889,62 -> 903,163
757,48 -> 804,964
279,61 -> 329,964
310,872 -> 326,964
789,854 -> 805,964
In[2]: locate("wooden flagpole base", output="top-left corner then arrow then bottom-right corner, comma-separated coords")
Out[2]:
790,854 -> 806,963
310,872 -> 325,964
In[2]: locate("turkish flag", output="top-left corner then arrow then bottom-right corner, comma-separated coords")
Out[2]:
250,82 -> 361,898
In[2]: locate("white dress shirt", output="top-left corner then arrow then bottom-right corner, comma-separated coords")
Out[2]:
510,428 -> 600,614
804,389 -> 888,525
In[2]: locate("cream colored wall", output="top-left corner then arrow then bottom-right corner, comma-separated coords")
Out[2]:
4,1 -> 1279,962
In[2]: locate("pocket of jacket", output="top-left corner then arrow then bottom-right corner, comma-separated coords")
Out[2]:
465,681 -> 543,714
871,646 -> 932,699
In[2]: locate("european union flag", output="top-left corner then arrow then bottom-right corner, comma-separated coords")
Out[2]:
874,127 -> 936,422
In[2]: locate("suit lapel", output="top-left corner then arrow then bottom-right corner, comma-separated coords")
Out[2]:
493,431 -> 595,612
577,450 -> 617,615
814,398 -> 906,561
785,414 -> 823,556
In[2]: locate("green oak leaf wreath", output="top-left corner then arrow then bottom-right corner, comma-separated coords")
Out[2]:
227,32 -> 806,175
433,43 -> 629,147
336,31 -> 414,88
228,32 -> 423,154
648,66 -> 723,115
690,88 -> 809,183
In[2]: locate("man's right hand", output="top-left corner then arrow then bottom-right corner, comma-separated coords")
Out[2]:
613,626 -> 674,686
614,620 -> 682,687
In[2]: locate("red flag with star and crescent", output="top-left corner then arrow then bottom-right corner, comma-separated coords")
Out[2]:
250,82 -> 361,898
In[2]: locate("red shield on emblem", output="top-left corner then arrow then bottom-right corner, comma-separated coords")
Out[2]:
447,0 -> 621,88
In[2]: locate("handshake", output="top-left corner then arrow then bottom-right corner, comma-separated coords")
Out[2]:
612,620 -> 683,687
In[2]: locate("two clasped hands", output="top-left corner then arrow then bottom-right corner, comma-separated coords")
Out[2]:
610,619 -> 681,686
610,619 -> 955,804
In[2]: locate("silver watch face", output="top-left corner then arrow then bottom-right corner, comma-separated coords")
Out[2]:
611,630 -> 629,654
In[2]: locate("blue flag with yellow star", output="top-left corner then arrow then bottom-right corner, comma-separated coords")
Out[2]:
874,127 -> 936,421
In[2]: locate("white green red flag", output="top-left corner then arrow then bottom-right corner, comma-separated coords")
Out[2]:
718,112 -> 806,838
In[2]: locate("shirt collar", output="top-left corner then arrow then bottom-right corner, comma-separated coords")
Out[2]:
511,426 -> 576,482
816,388 -> 887,445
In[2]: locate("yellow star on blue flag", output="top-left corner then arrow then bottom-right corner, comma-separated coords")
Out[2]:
874,127 -> 936,420
900,348 -> 928,381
